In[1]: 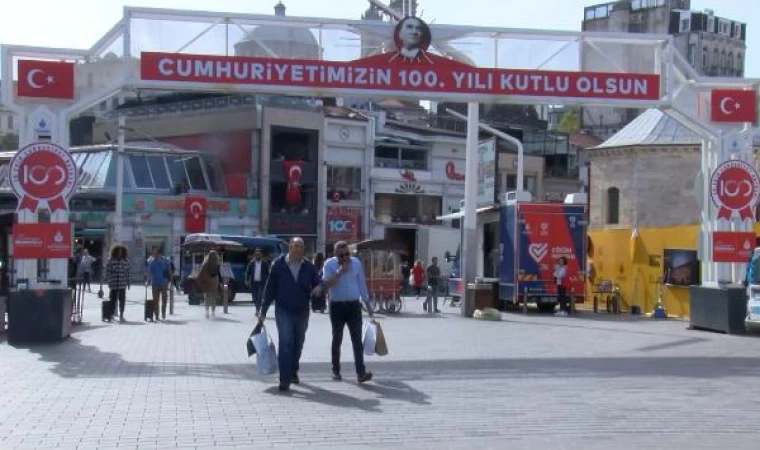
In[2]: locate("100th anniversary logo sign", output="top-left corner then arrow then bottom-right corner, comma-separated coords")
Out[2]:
710,159 -> 760,220
10,142 -> 77,213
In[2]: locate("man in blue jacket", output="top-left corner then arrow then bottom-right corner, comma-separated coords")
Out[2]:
259,237 -> 322,392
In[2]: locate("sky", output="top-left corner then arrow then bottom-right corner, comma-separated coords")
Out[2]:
0,0 -> 757,76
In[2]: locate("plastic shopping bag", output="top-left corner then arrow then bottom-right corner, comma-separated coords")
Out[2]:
362,321 -> 376,356
246,322 -> 263,357
252,326 -> 278,375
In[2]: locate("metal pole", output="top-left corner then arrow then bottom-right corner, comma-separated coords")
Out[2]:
460,102 -> 479,317
115,116 -> 125,242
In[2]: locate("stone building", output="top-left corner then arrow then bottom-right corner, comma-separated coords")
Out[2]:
587,109 -> 760,317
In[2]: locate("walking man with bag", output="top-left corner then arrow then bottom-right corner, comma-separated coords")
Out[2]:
258,237 -> 322,393
322,241 -> 374,383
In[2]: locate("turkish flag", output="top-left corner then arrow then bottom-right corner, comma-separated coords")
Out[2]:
17,60 -> 75,100
283,160 -> 304,206
710,89 -> 757,123
184,195 -> 207,233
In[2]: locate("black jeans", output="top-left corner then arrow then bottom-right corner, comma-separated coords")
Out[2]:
109,288 -> 126,315
329,301 -> 366,376
557,285 -> 568,313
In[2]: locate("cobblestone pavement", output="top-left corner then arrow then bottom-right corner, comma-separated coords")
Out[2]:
2,287 -> 760,449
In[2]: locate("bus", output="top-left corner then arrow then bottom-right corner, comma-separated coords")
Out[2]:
181,234 -> 288,301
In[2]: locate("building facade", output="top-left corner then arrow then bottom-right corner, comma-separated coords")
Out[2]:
582,0 -> 747,140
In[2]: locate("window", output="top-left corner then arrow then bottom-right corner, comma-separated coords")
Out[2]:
606,187 -> 620,225
400,149 -> 427,170
727,52 -> 734,71
631,0 -> 641,10
713,48 -> 719,67
688,44 -> 696,65
166,156 -> 189,191
719,20 -> 731,36
734,23 -> 743,39
374,145 -> 429,170
129,155 -> 153,188
147,156 -> 170,189
7,115 -> 13,130
680,11 -> 691,33
594,5 -> 608,19
707,16 -> 715,33
738,53 -> 744,72
702,46 -> 708,67
327,166 -> 362,190
203,157 -> 224,193
185,157 -> 207,190
585,9 -> 595,20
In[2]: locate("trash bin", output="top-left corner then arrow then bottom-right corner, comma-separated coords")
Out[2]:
463,282 -> 498,318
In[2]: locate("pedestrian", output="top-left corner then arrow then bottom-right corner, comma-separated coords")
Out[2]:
79,249 -> 96,292
200,250 -> 221,319
411,259 -> 425,298
245,248 -> 270,316
258,237 -> 322,392
423,257 -> 442,313
106,244 -> 130,322
147,247 -> 171,321
322,240 -> 374,384
400,260 -> 411,295
554,256 -> 569,316
311,253 -> 326,313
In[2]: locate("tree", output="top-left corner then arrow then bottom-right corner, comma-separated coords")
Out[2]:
0,134 -> 18,151
557,110 -> 581,134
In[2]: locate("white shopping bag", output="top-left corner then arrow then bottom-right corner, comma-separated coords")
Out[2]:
362,321 -> 376,356
251,326 -> 278,375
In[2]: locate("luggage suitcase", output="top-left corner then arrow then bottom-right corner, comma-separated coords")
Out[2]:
102,300 -> 115,322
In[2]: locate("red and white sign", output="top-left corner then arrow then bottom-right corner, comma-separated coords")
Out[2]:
710,159 -> 760,220
326,207 -> 362,243
284,160 -> 304,206
10,142 -> 77,213
17,59 -> 75,100
710,89 -> 757,123
184,195 -> 207,233
712,231 -> 755,263
142,51 -> 660,102
445,162 -> 465,181
12,223 -> 72,259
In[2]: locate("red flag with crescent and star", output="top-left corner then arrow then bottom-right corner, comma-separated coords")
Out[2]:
284,160 -> 304,206
17,59 -> 75,100
184,195 -> 207,233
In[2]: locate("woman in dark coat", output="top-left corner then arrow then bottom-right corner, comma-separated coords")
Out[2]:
311,252 -> 327,313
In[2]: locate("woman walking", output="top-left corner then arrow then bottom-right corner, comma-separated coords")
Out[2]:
106,244 -> 130,322
311,252 -> 326,313
411,260 -> 425,298
199,250 -> 221,319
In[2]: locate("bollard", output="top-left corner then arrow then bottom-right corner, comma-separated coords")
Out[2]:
523,287 -> 528,314
570,288 -> 576,314
222,281 -> 229,314
169,286 -> 175,315
593,295 -> 598,313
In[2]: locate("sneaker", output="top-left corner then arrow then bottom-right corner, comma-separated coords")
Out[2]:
119,315 -> 125,323
357,372 -> 373,383
332,372 -> 342,381
291,373 -> 300,385
278,383 -> 290,393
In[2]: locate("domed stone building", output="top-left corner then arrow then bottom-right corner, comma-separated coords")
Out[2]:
234,2 -> 320,59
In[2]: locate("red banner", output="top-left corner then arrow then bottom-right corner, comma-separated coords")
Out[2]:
284,160 -> 304,206
17,60 -> 75,100
711,89 -> 757,123
184,195 -> 207,233
10,142 -> 77,213
712,231 -> 755,263
326,207 -> 362,243
12,223 -> 72,259
141,51 -> 660,101
710,160 -> 760,221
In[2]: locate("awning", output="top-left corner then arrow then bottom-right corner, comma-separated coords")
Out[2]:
436,206 -> 497,221
75,228 -> 106,237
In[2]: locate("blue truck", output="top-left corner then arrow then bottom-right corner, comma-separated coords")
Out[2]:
447,200 -> 587,312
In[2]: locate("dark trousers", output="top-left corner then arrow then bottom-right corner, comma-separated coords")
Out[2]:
82,272 -> 92,290
558,285 -> 568,313
329,301 -> 366,376
275,308 -> 309,385
251,282 -> 264,311
109,288 -> 126,316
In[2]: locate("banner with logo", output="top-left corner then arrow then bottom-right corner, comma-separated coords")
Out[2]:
184,195 -> 208,233
477,138 -> 497,207
712,231 -> 755,263
710,159 -> 760,221
326,207 -> 362,243
140,17 -> 660,103
10,142 -> 77,213
12,223 -> 72,259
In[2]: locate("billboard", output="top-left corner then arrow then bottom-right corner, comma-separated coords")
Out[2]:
477,138 -> 497,207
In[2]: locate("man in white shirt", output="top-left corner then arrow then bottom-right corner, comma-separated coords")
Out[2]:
246,249 -> 270,316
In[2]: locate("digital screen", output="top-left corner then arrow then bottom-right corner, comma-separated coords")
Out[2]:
663,249 -> 699,286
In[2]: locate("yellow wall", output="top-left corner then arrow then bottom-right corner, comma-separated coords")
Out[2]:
589,224 -> 760,316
